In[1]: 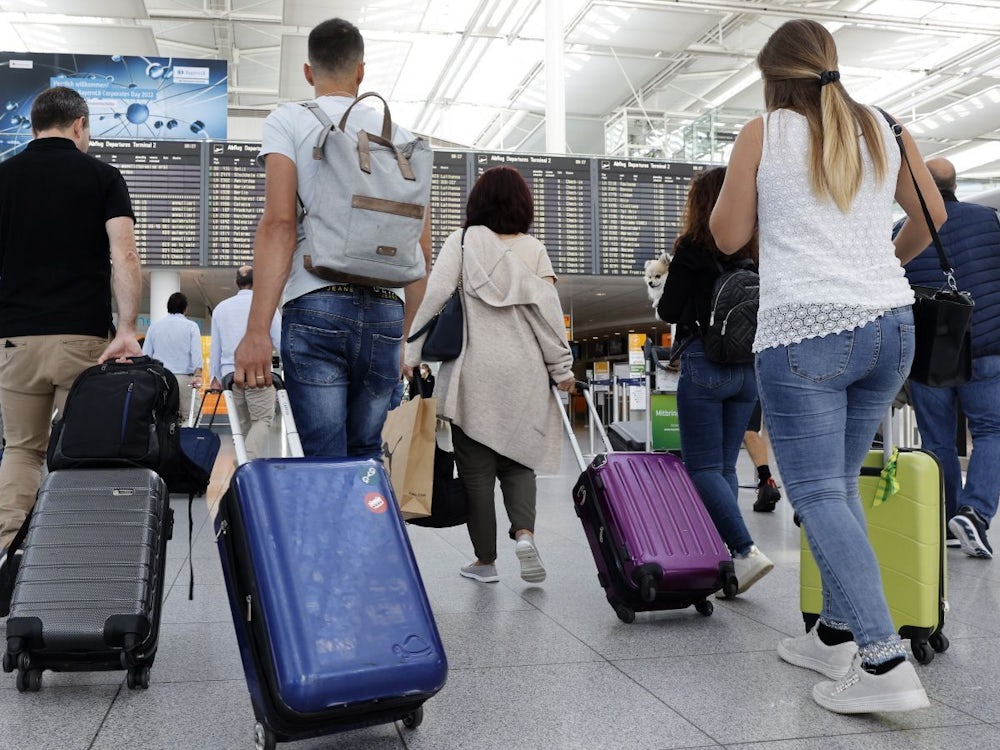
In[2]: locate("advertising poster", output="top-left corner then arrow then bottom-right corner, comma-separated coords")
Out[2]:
0,52 -> 227,158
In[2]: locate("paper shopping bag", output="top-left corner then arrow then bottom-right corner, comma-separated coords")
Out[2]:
381,395 -> 436,519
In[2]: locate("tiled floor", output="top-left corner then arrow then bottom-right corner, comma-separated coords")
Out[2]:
2,425 -> 999,750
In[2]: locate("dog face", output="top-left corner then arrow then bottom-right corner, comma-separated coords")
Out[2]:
643,254 -> 670,291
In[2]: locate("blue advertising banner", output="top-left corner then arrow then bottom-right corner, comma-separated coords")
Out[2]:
0,52 -> 227,158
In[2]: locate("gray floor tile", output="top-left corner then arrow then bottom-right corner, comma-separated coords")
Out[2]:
92,680 -> 407,750
434,610 -> 602,669
615,650 -> 975,745
723,723 -> 1000,750
0,684 -> 121,750
161,583 -> 236,624
405,662 -> 719,750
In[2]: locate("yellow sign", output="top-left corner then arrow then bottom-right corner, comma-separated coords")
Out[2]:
563,313 -> 573,341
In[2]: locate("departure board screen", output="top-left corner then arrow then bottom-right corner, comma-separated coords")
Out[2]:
207,142 -> 265,267
475,152 -> 594,274
597,159 -> 702,274
430,150 -> 470,259
90,139 -> 202,266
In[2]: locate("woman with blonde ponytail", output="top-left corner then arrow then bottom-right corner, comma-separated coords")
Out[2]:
711,19 -> 947,715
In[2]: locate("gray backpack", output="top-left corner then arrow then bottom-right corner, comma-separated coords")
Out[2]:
298,93 -> 432,287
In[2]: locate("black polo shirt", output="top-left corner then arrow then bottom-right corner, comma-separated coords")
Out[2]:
0,137 -> 136,338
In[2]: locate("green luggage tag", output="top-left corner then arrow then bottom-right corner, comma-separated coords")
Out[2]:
872,447 -> 900,508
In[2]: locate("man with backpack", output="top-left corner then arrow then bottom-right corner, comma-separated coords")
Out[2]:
0,86 -> 141,600
233,17 -> 432,458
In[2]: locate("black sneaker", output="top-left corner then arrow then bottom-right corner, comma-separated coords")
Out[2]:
753,478 -> 781,513
948,507 -> 993,559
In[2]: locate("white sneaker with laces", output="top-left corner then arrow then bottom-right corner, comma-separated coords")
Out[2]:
718,545 -> 773,597
812,655 -> 929,714
514,534 -> 546,583
777,627 -> 857,679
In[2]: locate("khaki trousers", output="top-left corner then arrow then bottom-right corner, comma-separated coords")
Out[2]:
0,334 -> 107,549
175,373 -> 197,425
451,424 -> 536,564
232,383 -> 276,460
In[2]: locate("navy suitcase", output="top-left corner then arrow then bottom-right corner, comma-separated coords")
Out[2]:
215,382 -> 447,749
4,468 -> 171,691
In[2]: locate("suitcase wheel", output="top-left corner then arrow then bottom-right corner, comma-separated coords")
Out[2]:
911,640 -> 934,665
401,705 -> 424,729
2,651 -> 12,673
126,665 -> 150,690
611,601 -> 635,624
15,667 -> 41,693
694,599 -> 713,617
929,631 -> 949,654
253,722 -> 277,750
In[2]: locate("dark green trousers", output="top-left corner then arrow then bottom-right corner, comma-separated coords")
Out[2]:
451,424 -> 536,564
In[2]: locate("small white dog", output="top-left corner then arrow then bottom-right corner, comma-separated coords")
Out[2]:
643,253 -> 671,309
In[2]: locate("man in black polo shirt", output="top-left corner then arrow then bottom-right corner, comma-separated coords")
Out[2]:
0,86 -> 142,603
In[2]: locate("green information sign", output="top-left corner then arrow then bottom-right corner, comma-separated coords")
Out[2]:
650,392 -> 680,451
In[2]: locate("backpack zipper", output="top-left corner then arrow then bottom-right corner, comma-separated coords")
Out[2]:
121,381 -> 135,443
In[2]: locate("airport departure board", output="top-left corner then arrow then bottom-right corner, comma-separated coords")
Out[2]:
90,139 -> 203,266
430,150 -> 470,259
207,142 -> 265,267
474,152 -> 594,275
597,159 -> 702,274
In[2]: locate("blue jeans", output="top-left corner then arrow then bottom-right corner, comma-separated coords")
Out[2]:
756,307 -> 914,656
678,339 -> 759,555
909,355 -> 1000,526
280,287 -> 404,458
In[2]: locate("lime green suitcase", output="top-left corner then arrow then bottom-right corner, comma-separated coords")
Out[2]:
800,448 -> 949,664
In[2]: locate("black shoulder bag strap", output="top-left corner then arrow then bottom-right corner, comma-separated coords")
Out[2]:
877,108 -> 959,291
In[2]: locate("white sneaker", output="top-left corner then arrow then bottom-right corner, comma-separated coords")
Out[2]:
718,545 -> 773,597
514,533 -> 546,583
777,627 -> 857,679
812,655 -> 930,714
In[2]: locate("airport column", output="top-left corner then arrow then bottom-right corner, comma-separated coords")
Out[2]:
149,270 -> 181,325
545,0 -> 566,153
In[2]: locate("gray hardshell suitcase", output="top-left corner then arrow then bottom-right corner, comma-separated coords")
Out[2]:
3,468 -> 172,692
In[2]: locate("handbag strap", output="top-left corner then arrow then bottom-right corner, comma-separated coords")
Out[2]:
407,227 -> 466,341
878,108 -> 958,291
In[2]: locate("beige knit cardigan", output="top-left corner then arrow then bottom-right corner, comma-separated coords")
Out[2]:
405,226 -> 574,474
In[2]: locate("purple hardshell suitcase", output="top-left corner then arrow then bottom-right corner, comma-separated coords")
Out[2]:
216,379 -> 447,749
557,385 -> 736,622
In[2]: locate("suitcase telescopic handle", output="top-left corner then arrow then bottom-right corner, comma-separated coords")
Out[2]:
552,381 -> 613,473
222,373 -> 303,464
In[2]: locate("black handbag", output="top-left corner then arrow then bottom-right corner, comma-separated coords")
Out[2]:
407,446 -> 469,528
407,228 -> 465,362
882,110 -> 975,388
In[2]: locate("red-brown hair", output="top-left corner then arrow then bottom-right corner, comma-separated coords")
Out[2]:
464,166 -> 534,234
678,167 -> 757,262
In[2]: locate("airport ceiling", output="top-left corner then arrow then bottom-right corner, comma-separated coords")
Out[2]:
5,0 -> 1000,344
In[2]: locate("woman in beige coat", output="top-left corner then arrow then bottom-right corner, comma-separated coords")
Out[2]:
405,166 -> 575,584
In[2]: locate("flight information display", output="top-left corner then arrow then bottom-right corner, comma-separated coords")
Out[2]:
474,152 -> 594,274
596,159 -> 702,274
91,139 -> 203,266
430,150 -> 470,259
207,142 -> 266,267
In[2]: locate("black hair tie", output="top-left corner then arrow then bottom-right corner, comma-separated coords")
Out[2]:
818,70 -> 840,86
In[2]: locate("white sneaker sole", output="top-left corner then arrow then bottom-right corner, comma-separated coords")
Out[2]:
459,569 -> 499,583
515,542 -> 546,583
948,516 -> 993,559
777,639 -> 854,680
812,683 -> 929,713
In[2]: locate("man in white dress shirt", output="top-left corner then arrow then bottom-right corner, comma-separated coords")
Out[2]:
210,266 -> 281,459
142,292 -> 203,423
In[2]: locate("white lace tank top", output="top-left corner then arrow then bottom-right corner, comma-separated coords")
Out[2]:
753,108 -> 914,352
